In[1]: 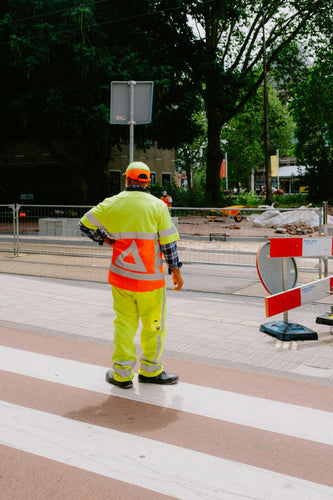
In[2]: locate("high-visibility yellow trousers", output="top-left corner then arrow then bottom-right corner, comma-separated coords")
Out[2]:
111,286 -> 167,382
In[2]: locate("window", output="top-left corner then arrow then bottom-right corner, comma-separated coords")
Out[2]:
150,172 -> 156,184
162,173 -> 171,186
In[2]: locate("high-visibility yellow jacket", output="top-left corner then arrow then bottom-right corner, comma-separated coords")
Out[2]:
81,189 -> 179,292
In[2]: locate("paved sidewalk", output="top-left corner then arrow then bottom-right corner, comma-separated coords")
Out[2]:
0,272 -> 333,385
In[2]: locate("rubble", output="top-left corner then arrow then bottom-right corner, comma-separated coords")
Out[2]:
274,224 -> 318,235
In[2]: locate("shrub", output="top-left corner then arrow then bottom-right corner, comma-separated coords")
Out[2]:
235,191 -> 262,207
273,193 -> 309,207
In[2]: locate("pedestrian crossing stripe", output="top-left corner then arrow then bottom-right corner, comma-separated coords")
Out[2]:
1,346 -> 332,446
2,401 -> 333,500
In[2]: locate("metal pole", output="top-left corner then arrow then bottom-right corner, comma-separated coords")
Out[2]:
323,200 -> 328,226
9,203 -> 20,257
9,204 -> 16,257
15,204 -> 20,256
282,257 -> 288,324
324,257 -> 328,278
129,80 -> 136,163
319,205 -> 323,234
225,153 -> 228,191
262,8 -> 272,205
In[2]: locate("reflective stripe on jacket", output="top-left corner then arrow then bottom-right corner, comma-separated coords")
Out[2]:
80,190 -> 179,292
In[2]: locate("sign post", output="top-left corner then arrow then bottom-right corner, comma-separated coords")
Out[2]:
110,81 -> 154,163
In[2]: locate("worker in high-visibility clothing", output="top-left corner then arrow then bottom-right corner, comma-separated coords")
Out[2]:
79,161 -> 184,389
161,190 -> 172,208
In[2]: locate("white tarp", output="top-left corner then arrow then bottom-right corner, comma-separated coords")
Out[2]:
247,206 -> 333,228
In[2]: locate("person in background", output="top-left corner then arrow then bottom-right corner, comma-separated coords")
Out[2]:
79,161 -> 183,389
161,190 -> 172,208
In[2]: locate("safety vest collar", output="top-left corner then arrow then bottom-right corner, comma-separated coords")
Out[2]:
125,186 -> 150,192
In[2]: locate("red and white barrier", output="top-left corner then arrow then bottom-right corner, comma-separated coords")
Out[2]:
270,237 -> 333,258
265,276 -> 333,317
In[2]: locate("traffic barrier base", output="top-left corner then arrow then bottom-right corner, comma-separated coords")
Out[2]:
259,321 -> 318,342
316,306 -> 333,335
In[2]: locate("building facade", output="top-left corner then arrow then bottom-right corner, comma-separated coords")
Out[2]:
0,142 -> 176,203
107,143 -> 175,194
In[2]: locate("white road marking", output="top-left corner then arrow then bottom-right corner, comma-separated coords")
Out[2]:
1,401 -> 333,500
1,346 -> 333,446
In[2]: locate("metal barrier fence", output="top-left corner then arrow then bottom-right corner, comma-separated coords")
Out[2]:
0,204 -> 331,278
171,205 -> 331,278
0,204 -> 94,257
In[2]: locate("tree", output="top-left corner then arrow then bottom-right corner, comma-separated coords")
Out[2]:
221,85 -> 294,191
175,109 -> 207,192
290,49 -> 333,203
177,85 -> 294,195
269,41 -> 309,105
185,0 -> 332,203
0,0 -> 202,202
1,1 -> 332,204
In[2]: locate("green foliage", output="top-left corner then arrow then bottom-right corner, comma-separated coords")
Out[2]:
175,108 -> 206,188
149,187 -> 310,209
273,193 -> 309,208
173,188 -> 210,208
186,0 -> 330,202
291,51 -> 333,165
149,182 -> 209,207
0,0 -> 202,202
1,0 -> 332,205
270,42 -> 309,104
290,48 -> 333,204
298,160 -> 333,205
228,191 -> 309,209
235,192 -> 262,207
221,85 -> 294,189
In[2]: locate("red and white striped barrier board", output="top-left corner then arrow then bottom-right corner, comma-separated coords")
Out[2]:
270,237 -> 333,258
265,276 -> 333,317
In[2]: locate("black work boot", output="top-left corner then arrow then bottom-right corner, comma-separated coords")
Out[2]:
138,371 -> 178,385
105,369 -> 133,389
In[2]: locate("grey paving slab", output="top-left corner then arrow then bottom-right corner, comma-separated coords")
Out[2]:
0,272 -> 333,385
